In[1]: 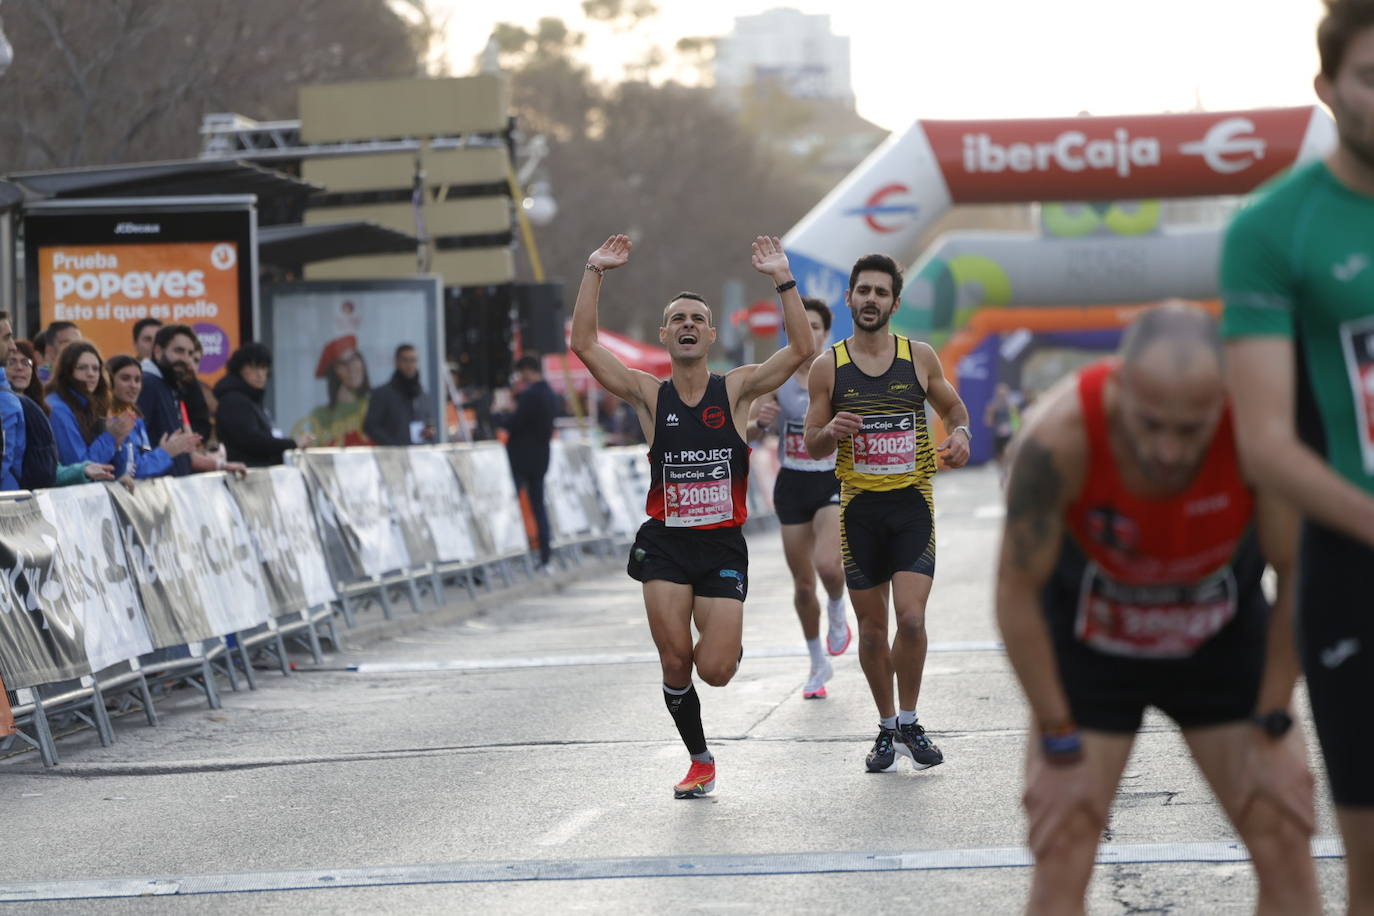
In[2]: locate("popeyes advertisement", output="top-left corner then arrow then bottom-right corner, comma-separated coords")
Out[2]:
38,242 -> 240,380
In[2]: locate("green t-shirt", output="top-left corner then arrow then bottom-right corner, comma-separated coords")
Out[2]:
1221,160 -> 1374,493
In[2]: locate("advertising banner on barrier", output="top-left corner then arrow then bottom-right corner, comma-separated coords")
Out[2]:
270,467 -> 338,609
545,441 -> 589,543
168,475 -> 272,635
546,441 -> 611,544
444,444 -> 528,559
226,471 -> 305,617
371,448 -> 438,567
107,478 -> 216,648
294,451 -> 411,580
594,449 -> 645,541
36,486 -> 152,673
604,446 -> 651,540
403,449 -> 481,565
227,467 -> 337,615
0,498 -> 88,689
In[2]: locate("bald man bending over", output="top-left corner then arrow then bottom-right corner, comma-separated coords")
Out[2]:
995,304 -> 1319,915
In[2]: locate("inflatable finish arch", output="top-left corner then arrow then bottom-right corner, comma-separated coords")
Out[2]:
782,106 -> 1336,340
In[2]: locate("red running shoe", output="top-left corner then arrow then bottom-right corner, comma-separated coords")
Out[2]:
673,760 -> 716,799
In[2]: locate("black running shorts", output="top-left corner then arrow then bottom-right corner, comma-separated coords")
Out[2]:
839,486 -> 936,590
773,468 -> 840,526
1048,609 -> 1267,734
628,520 -> 749,601
1298,522 -> 1374,807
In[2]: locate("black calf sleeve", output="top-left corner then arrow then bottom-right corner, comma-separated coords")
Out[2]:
662,683 -> 707,756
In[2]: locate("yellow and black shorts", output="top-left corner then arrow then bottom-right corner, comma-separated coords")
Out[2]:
839,485 -> 936,589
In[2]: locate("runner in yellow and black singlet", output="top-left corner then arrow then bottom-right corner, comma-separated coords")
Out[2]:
830,333 -> 939,586
805,253 -> 971,775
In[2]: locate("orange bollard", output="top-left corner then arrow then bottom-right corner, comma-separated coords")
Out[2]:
0,673 -> 13,737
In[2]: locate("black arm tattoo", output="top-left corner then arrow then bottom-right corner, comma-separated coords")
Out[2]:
1005,437 -> 1063,571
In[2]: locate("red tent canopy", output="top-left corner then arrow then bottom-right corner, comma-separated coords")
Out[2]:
543,326 -> 672,393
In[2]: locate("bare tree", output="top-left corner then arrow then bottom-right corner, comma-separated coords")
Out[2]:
493,19 -> 819,342
0,0 -> 431,171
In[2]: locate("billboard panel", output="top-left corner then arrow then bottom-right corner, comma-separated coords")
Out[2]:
37,241 -> 241,376
260,278 -> 444,447
23,199 -> 256,383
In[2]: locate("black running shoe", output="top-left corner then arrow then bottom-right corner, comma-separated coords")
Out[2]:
895,722 -> 944,769
865,728 -> 898,772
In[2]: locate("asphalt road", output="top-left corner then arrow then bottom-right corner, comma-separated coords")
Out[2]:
0,464 -> 1349,913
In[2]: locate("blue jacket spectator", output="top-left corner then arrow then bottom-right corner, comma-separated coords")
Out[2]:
45,342 -> 125,468
138,325 -> 201,478
0,312 -> 27,491
46,391 -> 117,466
107,355 -> 190,479
112,417 -> 174,480
0,374 -> 25,491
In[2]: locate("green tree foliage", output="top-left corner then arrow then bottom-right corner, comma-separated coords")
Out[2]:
0,0 -> 432,170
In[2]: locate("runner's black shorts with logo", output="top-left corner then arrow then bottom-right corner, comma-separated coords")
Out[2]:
839,486 -> 936,589
1298,521 -> 1374,807
628,520 -> 749,601
1047,608 -> 1267,734
773,468 -> 840,526
1040,542 -> 1269,734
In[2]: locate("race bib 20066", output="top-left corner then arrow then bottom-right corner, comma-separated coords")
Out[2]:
663,460 -> 733,527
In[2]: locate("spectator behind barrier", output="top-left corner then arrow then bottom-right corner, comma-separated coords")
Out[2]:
213,343 -> 303,467
132,317 -> 162,361
139,324 -> 200,477
8,342 -> 113,488
0,311 -> 27,490
181,338 -> 214,443
363,343 -> 435,445
46,342 -> 131,468
493,354 -> 559,568
38,320 -> 81,385
10,341 -> 44,403
107,355 -> 195,480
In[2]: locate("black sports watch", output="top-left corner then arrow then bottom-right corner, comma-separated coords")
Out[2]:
1252,708 -> 1294,738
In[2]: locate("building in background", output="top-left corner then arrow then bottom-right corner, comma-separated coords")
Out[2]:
711,9 -> 886,189
714,9 -> 853,108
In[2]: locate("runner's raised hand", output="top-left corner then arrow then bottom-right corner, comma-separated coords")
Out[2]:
587,234 -> 632,272
750,235 -> 790,280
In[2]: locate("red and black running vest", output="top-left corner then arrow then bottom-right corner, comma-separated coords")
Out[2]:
1051,360 -> 1265,659
645,374 -> 750,529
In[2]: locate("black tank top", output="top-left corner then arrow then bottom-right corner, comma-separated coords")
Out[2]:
645,374 -> 750,529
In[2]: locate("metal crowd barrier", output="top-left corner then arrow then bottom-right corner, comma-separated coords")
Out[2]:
0,437 -> 778,766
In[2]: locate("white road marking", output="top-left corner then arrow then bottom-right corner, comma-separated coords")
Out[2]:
346,642 -> 1004,674
535,808 -> 603,847
0,837 -> 1345,902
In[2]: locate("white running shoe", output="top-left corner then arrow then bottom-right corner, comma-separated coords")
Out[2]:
826,616 -> 852,656
803,658 -> 833,699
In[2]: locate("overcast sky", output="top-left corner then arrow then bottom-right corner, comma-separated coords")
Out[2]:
435,0 -> 1329,130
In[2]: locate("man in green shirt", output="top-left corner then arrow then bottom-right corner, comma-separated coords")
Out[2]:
1222,1 -> 1374,908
